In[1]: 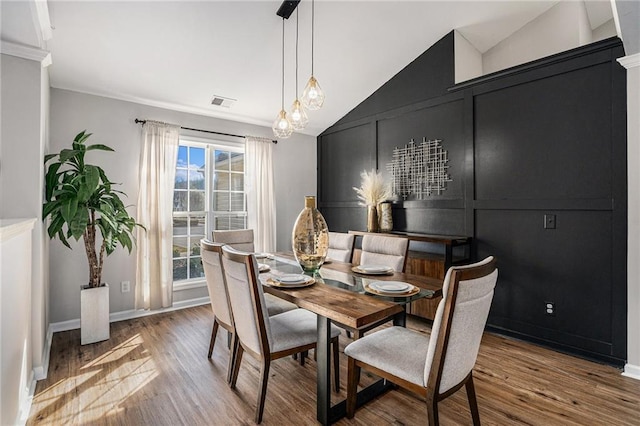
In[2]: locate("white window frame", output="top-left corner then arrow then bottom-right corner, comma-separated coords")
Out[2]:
173,135 -> 246,290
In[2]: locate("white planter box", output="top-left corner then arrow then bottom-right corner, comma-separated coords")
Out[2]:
81,284 -> 110,345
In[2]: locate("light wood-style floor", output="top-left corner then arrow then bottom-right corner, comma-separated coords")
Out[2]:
28,305 -> 640,425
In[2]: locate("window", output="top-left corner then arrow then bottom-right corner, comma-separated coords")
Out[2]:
172,139 -> 246,282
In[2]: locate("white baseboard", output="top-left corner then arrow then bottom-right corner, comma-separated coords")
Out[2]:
622,363 -> 640,380
50,296 -> 211,333
17,371 -> 36,425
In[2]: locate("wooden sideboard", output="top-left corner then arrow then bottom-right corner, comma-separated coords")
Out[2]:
348,230 -> 472,320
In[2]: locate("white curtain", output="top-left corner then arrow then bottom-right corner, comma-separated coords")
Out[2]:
135,121 -> 180,310
245,136 -> 277,253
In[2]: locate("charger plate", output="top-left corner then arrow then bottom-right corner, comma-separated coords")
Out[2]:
266,277 -> 315,288
363,282 -> 419,297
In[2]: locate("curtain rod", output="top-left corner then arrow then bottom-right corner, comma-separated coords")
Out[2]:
134,119 -> 277,144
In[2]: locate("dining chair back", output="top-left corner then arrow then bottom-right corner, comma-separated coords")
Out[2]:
200,239 -> 237,382
359,234 -> 409,272
221,245 -> 342,423
327,231 -> 355,263
221,245 -> 270,358
345,256 -> 498,425
212,229 -> 255,252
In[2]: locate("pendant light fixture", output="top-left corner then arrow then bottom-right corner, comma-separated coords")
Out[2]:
273,17 -> 293,139
301,0 -> 325,110
289,9 -> 308,130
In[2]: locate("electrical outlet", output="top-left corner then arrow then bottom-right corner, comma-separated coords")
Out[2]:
121,281 -> 131,293
545,301 -> 555,316
544,214 -> 556,229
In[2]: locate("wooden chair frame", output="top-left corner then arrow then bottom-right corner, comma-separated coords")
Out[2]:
347,257 -> 497,425
222,247 -> 340,424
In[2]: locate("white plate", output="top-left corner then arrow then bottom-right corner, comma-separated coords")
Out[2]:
357,264 -> 393,274
258,263 -> 270,272
370,281 -> 411,293
276,274 -> 308,285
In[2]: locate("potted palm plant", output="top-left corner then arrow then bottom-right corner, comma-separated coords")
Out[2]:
43,131 -> 142,344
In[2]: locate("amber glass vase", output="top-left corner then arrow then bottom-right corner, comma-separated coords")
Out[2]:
292,196 -> 329,273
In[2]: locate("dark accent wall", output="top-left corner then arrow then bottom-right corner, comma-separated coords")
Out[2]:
318,32 -> 627,365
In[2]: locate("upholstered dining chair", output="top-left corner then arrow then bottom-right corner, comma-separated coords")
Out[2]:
359,234 -> 409,272
344,256 -> 498,425
221,245 -> 342,423
327,231 -> 355,263
212,229 -> 255,252
200,240 -> 297,373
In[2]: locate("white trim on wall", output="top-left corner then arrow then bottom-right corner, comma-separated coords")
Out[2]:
623,364 -> 640,380
49,296 -> 210,333
0,41 -> 51,67
617,53 -> 640,69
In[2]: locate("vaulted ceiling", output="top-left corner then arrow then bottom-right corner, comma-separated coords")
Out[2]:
1,1 -> 620,136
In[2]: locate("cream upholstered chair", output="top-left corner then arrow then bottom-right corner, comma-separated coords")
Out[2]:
327,232 -> 355,263
200,240 -> 297,369
344,256 -> 498,425
221,245 -> 342,423
359,234 -> 409,272
212,229 -> 255,252
201,240 -> 235,376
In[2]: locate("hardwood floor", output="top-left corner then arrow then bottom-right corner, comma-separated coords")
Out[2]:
28,305 -> 640,425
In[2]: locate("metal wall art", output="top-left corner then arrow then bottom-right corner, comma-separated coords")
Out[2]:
386,138 -> 452,199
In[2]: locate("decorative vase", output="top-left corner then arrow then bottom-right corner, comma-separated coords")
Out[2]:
378,202 -> 393,232
367,205 -> 379,233
292,196 -> 329,273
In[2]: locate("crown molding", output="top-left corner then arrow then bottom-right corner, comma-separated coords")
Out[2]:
0,40 -> 51,66
617,53 -> 640,69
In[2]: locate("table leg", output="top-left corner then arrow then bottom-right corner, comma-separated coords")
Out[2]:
393,309 -> 407,327
317,315 -> 331,425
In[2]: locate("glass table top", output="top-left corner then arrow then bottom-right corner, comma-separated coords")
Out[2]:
259,255 -> 435,305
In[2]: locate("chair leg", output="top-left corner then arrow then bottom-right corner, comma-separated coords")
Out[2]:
300,350 -> 308,366
332,337 -> 340,393
208,319 -> 219,358
226,332 -> 238,384
426,393 -> 439,426
466,373 -> 481,426
255,360 -> 271,424
346,357 -> 360,419
346,330 -> 352,339
229,344 -> 244,389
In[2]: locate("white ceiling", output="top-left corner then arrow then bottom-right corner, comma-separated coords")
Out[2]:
5,0 -> 603,136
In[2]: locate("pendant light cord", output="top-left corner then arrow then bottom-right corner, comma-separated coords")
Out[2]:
311,0 -> 315,76
295,9 -> 299,98
281,17 -> 285,110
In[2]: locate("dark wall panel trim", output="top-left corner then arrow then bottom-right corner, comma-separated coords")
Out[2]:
321,91 -> 464,136
474,198 -> 615,210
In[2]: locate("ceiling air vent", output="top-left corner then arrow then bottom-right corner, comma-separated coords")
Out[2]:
210,95 -> 236,108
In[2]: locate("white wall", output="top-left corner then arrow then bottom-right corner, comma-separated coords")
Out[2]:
621,55 -> 640,379
49,89 -> 316,322
0,51 -> 50,401
483,1 -> 600,74
454,30 -> 483,83
0,219 -> 36,426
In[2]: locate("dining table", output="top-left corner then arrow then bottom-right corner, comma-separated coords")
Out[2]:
258,253 -> 443,425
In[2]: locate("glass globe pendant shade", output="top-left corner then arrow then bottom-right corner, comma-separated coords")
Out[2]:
301,76 -> 325,110
273,109 -> 293,138
289,99 -> 309,130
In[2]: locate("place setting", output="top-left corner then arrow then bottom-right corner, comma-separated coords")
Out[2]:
363,280 -> 420,297
265,273 -> 316,289
351,264 -> 394,275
